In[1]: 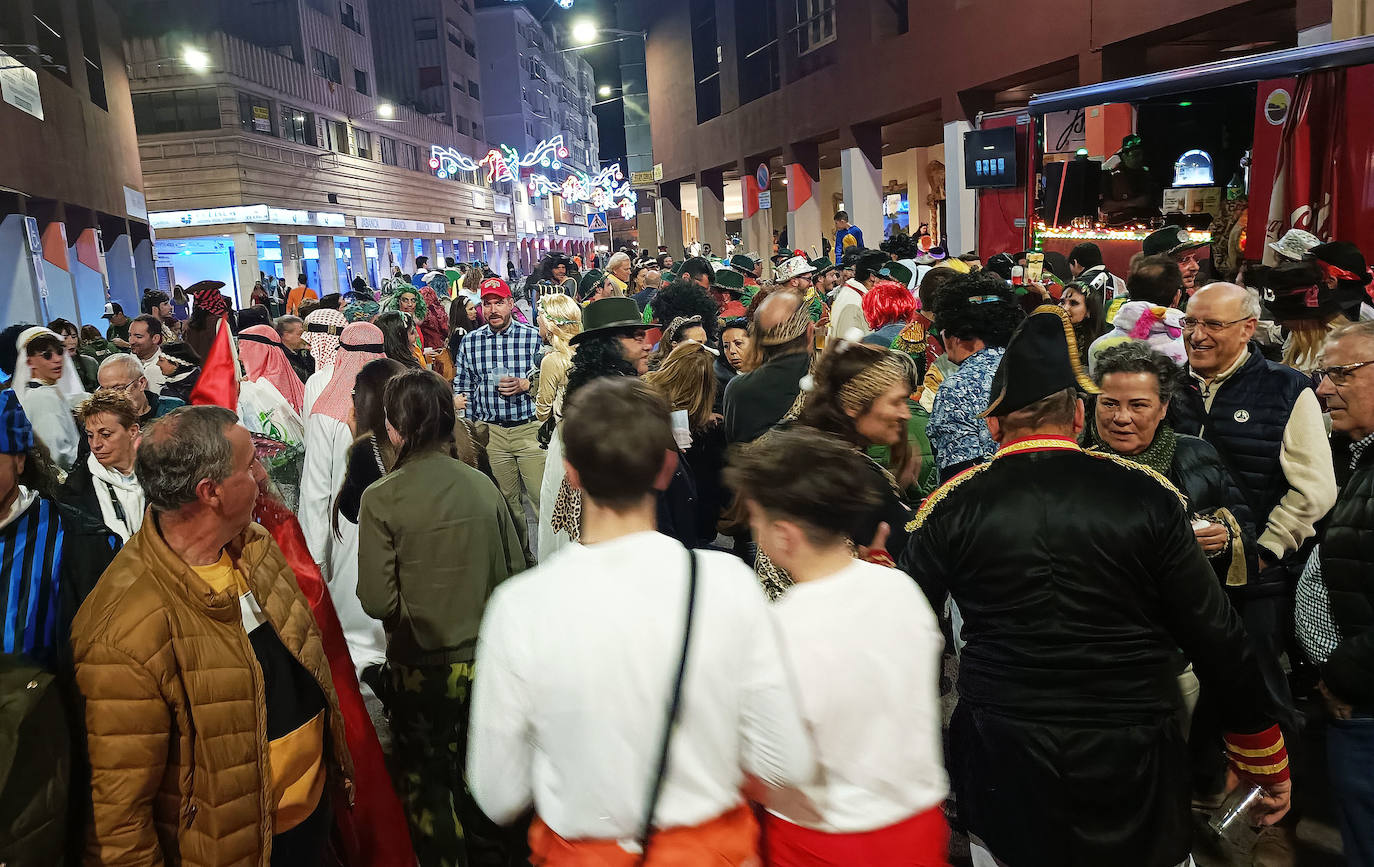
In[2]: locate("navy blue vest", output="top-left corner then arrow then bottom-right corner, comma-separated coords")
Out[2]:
1168,349 -> 1311,527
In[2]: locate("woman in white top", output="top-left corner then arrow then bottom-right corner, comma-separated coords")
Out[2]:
727,426 -> 949,866
11,326 -> 88,470
61,391 -> 144,542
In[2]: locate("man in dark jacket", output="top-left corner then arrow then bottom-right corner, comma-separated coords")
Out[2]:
723,290 -> 812,444
904,307 -> 1291,867
1305,320 -> 1374,862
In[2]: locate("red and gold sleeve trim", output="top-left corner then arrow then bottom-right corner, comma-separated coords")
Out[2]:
862,550 -> 896,568
1224,725 -> 1290,785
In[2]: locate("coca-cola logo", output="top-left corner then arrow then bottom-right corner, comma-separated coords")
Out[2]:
1290,194 -> 1332,239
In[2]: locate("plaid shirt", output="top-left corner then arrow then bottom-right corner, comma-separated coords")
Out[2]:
452,321 -> 544,423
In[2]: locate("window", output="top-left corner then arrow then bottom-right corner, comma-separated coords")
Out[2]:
401,141 -> 420,171
132,88 -> 221,134
310,48 -> 341,83
689,0 -> 720,123
354,68 -> 369,94
355,128 -> 372,159
418,65 -> 442,88
737,0 -> 778,104
238,91 -> 274,135
281,105 -> 316,145
455,115 -> 468,135
447,32 -> 462,48
468,79 -> 480,99
796,0 -> 836,54
413,16 -> 437,40
32,0 -> 72,85
324,119 -> 349,154
75,0 -> 106,108
472,122 -> 482,141
340,1 -> 362,33
380,135 -> 397,165
464,37 -> 476,58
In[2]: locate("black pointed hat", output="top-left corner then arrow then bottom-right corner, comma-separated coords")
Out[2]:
981,304 -> 1099,418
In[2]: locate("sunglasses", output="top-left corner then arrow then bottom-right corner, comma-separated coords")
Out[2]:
29,349 -> 61,361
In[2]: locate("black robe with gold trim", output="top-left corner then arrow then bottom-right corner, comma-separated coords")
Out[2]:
900,437 -> 1282,867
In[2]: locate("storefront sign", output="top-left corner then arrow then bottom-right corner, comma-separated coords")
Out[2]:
653,163 -> 664,181
630,170 -> 655,188
149,204 -> 345,229
356,215 -> 446,234
1043,108 -> 1087,154
252,105 -> 271,132
0,49 -> 43,120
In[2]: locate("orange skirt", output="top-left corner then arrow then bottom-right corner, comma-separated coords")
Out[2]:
528,804 -> 759,867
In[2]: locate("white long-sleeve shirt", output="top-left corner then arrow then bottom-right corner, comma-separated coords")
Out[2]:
303,363 -> 334,416
300,411 -> 349,574
468,531 -> 815,839
769,560 -> 948,833
828,280 -> 869,341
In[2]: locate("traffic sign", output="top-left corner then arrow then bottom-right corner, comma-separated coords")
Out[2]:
755,163 -> 770,191
758,191 -> 772,210
586,211 -> 609,232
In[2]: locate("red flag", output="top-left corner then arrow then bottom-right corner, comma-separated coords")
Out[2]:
190,315 -> 240,409
254,493 -> 417,867
1263,69 -> 1345,264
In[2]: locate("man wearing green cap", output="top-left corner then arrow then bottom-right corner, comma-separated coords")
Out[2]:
1102,133 -> 1161,223
902,305 -> 1292,867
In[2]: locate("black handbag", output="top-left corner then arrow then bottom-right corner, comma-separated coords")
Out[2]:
636,549 -> 698,864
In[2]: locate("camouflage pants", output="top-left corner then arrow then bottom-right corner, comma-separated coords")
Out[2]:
380,662 -> 524,867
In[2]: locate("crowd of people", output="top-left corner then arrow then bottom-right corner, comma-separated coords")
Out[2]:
1,213 -> 1373,867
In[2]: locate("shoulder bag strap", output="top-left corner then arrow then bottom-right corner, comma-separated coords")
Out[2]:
637,549 -> 698,864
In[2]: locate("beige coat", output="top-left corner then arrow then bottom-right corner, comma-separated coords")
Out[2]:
71,514 -> 353,866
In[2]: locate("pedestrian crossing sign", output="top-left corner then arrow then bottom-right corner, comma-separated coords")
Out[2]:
586,211 -> 609,232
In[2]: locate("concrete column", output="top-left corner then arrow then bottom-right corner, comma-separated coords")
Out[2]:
347,237 -> 366,284
785,142 -> 824,259
696,169 -> 727,255
421,237 -> 440,268
280,234 -> 305,287
317,235 -> 340,297
739,157 -> 774,279
943,119 -> 978,256
655,181 -> 685,258
230,231 -> 260,308
840,123 -> 884,249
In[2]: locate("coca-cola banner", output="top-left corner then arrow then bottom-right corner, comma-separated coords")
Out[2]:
1260,69 -> 1345,264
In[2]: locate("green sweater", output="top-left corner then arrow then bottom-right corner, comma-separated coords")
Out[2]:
357,450 -> 526,665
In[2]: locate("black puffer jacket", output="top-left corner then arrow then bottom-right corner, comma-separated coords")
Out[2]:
1167,434 -> 1259,587
1320,437 -> 1374,706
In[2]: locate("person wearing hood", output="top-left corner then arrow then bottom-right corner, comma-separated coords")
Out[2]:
155,343 -> 202,405
236,324 -> 306,447
9,325 -> 89,471
1087,255 -> 1188,375
62,391 -> 146,543
301,307 -> 349,414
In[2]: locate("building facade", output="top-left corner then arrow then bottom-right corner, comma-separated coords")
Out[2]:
636,0 -> 1327,270
0,0 -> 152,328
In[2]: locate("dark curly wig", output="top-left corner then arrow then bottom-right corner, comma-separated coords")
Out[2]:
931,271 -> 1024,348
650,280 -> 721,342
565,334 -> 638,398
0,323 -> 37,378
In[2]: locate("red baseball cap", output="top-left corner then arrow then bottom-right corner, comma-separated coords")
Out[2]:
479,277 -> 512,300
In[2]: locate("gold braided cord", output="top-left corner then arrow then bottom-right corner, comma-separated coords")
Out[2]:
1084,449 -> 1191,511
1031,303 -> 1100,395
906,461 -> 994,531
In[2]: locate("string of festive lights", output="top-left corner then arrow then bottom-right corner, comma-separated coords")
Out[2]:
1035,222 -> 1212,244
428,135 -> 638,221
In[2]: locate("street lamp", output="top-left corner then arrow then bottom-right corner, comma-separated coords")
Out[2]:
564,21 -> 645,51
350,102 -> 400,123
181,47 -> 210,71
572,19 -> 598,45
597,84 -> 613,98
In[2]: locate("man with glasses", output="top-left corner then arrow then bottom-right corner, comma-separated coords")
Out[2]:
1143,226 -> 1209,296
97,354 -> 184,426
1169,282 -> 1336,858
1305,320 -> 1374,862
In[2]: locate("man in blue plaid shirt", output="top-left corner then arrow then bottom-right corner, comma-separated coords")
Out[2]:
453,277 -> 546,551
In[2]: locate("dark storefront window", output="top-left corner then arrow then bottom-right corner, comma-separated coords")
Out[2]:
133,88 -> 221,134
32,0 -> 72,85
737,0 -> 778,105
689,0 -> 720,123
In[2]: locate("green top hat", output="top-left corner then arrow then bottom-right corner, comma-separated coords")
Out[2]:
729,253 -> 757,272
878,261 -> 914,286
809,256 -> 835,275
713,269 -> 746,293
577,269 -> 605,300
572,297 -> 650,344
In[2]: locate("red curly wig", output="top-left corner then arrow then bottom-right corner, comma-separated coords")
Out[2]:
861,280 -> 917,330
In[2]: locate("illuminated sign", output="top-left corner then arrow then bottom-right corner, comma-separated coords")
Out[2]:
149,205 -> 345,229
356,216 -> 446,234
429,135 -> 570,182
529,162 -> 637,221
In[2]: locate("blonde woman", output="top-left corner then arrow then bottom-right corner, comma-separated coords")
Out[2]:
535,293 -> 583,423
604,251 -> 632,295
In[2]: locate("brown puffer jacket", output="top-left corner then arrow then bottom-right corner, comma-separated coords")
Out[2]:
71,514 -> 354,866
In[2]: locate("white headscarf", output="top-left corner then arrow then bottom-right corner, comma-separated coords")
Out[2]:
11,327 -> 87,403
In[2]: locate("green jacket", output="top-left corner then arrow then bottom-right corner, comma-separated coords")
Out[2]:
357,450 -> 526,665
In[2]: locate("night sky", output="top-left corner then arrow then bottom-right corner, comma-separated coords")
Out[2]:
531,0 -> 627,169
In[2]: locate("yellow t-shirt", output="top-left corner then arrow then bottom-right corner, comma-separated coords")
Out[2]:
191,554 -> 327,833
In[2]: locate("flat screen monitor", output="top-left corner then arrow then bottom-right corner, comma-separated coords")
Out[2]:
965,127 -> 1019,189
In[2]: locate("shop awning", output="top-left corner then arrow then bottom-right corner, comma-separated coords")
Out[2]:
1028,34 -> 1374,115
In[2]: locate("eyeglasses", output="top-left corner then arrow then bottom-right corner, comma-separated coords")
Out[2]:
1180,316 -> 1253,334
1315,360 -> 1374,386
98,379 -> 142,395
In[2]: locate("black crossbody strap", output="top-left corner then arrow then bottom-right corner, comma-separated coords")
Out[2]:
637,549 -> 698,864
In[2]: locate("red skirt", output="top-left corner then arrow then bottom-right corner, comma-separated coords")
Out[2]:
764,806 -> 949,867
529,804 -> 759,866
